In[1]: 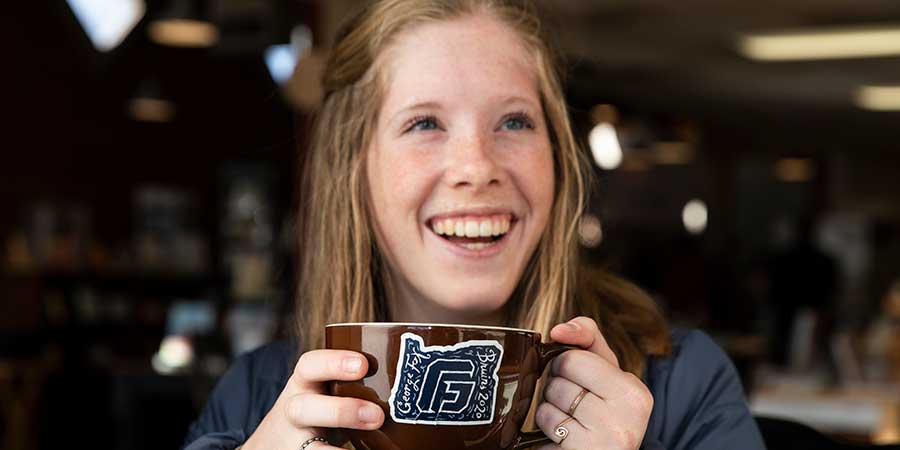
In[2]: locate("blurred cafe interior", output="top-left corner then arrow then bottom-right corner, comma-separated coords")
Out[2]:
3,0 -> 900,449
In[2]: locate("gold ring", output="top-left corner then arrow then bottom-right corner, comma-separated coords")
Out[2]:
568,388 -> 589,416
554,416 -> 575,443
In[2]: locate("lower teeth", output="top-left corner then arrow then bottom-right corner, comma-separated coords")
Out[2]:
459,242 -> 496,250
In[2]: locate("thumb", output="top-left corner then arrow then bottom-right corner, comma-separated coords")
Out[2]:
550,316 -> 619,368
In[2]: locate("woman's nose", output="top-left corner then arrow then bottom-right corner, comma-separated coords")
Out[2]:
444,132 -> 503,190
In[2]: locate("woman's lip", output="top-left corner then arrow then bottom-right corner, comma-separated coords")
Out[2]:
424,220 -> 516,259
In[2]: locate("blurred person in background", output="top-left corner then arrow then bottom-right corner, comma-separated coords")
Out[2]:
182,1 -> 764,449
769,215 -> 838,370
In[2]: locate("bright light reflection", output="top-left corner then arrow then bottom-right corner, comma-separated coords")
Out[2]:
152,335 -> 194,374
67,0 -> 145,51
589,123 -> 622,170
265,26 -> 312,86
579,214 -> 603,248
682,199 -> 708,235
265,45 -> 296,85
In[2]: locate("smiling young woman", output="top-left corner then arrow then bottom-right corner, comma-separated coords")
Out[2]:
297,0 -> 667,376
182,2 -> 766,450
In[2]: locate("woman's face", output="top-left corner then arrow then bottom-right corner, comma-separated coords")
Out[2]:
366,14 -> 555,320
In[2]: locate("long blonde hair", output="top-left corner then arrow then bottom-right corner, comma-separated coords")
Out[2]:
296,0 -> 669,376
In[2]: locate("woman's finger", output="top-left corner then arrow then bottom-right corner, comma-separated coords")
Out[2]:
549,316 -> 619,367
534,401 -> 589,449
549,349 -> 625,400
284,392 -> 384,430
291,349 -> 369,392
543,375 -> 603,427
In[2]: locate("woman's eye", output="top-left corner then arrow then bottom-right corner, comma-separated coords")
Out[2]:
407,116 -> 439,132
502,114 -> 534,131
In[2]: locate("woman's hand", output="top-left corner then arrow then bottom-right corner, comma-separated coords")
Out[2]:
535,316 -> 654,450
242,349 -> 383,450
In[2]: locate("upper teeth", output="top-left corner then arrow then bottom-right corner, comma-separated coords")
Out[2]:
431,215 -> 511,237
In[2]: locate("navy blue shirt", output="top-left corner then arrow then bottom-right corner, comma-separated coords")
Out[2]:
182,329 -> 766,450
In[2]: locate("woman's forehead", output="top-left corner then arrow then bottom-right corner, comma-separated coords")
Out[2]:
377,14 -> 541,114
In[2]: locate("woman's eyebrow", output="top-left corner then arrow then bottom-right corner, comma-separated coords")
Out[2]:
497,95 -> 539,109
390,101 -> 444,123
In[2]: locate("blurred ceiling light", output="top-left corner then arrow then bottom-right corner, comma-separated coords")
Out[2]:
774,158 -> 816,182
579,214 -> 603,248
589,123 -> 623,170
591,104 -> 619,125
66,0 -> 145,51
682,199 -> 708,235
148,19 -> 218,47
151,335 -> 194,374
128,78 -> 175,122
129,97 -> 176,122
653,141 -> 694,165
739,25 -> 900,61
855,85 -> 900,111
265,25 -> 312,86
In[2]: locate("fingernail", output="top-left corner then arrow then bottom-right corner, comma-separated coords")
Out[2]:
343,357 -> 363,373
565,322 -> 579,331
359,405 -> 381,424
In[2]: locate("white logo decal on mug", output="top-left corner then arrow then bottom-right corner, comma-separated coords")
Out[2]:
388,332 -> 504,425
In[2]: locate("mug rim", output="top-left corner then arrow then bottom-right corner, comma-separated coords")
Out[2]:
326,321 -> 538,334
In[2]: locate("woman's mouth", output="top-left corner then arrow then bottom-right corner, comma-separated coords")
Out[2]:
427,214 -> 513,250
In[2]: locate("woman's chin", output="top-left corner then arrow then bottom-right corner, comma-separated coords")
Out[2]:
427,289 -> 513,320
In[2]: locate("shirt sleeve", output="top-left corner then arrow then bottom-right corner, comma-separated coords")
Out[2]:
181,343 -> 292,450
181,353 -> 253,450
641,330 -> 766,450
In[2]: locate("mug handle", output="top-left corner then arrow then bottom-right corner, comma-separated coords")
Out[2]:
511,342 -> 577,450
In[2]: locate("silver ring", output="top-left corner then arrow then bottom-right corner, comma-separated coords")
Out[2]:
300,436 -> 328,449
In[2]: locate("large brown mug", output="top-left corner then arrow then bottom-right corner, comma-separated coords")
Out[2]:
325,322 -> 573,450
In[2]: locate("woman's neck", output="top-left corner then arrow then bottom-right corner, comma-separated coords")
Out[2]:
385,276 -> 508,326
